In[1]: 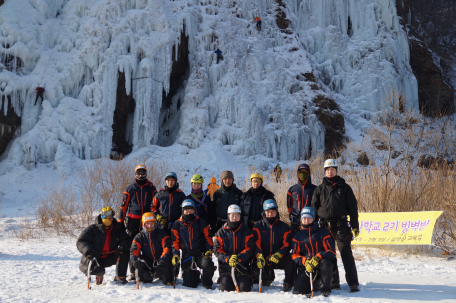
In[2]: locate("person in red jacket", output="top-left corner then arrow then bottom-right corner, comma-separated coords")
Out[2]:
254,17 -> 261,30
214,204 -> 255,292
252,199 -> 295,291
130,212 -> 173,285
152,172 -> 186,234
287,163 -> 317,234
292,207 -> 336,297
34,86 -> 45,105
118,164 -> 157,280
171,200 -> 215,289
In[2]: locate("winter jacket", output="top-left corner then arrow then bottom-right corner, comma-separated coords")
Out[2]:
252,216 -> 292,257
130,228 -> 172,264
287,165 -> 317,225
214,49 -> 222,56
206,177 -> 219,197
254,17 -> 261,22
214,222 -> 255,273
152,186 -> 186,226
211,184 -> 243,221
171,216 -> 213,257
77,215 -> 131,272
118,179 -> 157,222
311,176 -> 359,229
240,186 -> 275,228
291,224 -> 336,266
185,192 -> 215,230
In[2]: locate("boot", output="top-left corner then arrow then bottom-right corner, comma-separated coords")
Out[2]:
114,276 -> 128,284
282,283 -> 293,292
322,292 -> 330,297
96,275 -> 104,285
129,272 -> 136,281
350,285 -> 360,292
203,285 -> 213,290
331,283 -> 341,290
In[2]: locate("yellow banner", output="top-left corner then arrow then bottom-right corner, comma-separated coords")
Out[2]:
352,211 -> 442,245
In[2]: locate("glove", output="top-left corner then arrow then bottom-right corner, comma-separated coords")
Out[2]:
256,254 -> 265,269
133,259 -> 148,271
353,228 -> 360,238
172,255 -> 180,266
156,215 -> 168,225
85,250 -> 95,259
204,250 -> 213,259
118,245 -> 126,255
154,261 -> 166,277
304,259 -> 314,273
270,252 -> 282,264
310,256 -> 320,268
229,254 -> 238,267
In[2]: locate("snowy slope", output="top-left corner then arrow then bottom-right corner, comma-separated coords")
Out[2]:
0,0 -> 418,170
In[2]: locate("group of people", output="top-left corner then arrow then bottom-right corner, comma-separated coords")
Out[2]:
77,159 -> 360,297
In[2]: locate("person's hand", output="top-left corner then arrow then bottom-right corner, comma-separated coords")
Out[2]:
304,259 -> 314,273
310,256 -> 320,268
85,250 -> 95,259
204,250 -> 213,259
172,255 -> 180,266
229,255 -> 238,267
353,228 -> 360,238
270,252 -> 282,264
118,245 -> 126,254
156,215 -> 168,225
256,254 -> 265,269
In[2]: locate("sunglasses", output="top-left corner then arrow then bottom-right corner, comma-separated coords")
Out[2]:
101,210 -> 114,219
136,172 -> 147,176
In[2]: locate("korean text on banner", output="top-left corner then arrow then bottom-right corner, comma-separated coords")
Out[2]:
352,211 -> 442,245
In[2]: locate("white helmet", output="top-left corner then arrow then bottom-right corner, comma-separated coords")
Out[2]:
324,159 -> 338,169
227,204 -> 241,214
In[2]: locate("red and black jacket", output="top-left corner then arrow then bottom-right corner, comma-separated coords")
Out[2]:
118,179 -> 157,222
130,228 -> 171,263
252,216 -> 292,258
152,187 -> 186,225
171,216 -> 213,258
287,166 -> 316,225
214,222 -> 254,272
291,224 -> 336,267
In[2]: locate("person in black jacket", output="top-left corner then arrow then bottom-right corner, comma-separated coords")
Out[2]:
292,207 -> 336,297
240,173 -> 275,229
252,199 -> 295,291
287,163 -> 317,234
171,200 -> 215,289
77,207 -> 131,285
214,204 -> 255,292
130,212 -> 173,285
152,172 -> 186,233
211,170 -> 243,232
185,174 -> 215,230
118,164 -> 157,280
311,159 -> 360,292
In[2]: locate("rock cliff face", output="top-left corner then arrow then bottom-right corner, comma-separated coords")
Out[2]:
396,0 -> 455,116
0,95 -> 21,157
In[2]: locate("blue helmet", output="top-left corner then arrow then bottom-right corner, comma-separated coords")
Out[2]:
182,199 -> 195,209
300,207 -> 316,220
263,199 -> 278,211
165,172 -> 178,181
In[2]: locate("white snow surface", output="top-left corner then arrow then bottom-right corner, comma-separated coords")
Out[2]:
0,0 -> 418,169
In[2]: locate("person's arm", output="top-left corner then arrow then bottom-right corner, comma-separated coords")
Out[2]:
171,223 -> 180,256
252,225 -> 263,257
345,185 -> 359,229
118,191 -> 131,222
316,231 -> 337,261
76,226 -> 94,256
310,186 -> 321,213
237,232 -> 254,263
214,233 -> 229,264
202,220 -> 214,251
130,234 -> 142,261
287,188 -> 293,214
291,237 -> 306,266
159,234 -> 172,263
277,226 -> 292,256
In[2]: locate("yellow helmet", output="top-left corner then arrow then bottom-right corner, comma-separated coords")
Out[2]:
142,212 -> 156,229
190,174 -> 204,184
135,164 -> 147,173
250,173 -> 263,182
100,206 -> 115,217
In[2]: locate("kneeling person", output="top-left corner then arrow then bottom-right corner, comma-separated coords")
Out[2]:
292,207 -> 336,297
252,200 -> 295,291
214,205 -> 255,292
171,200 -> 215,289
130,212 -> 173,285
77,207 -> 131,285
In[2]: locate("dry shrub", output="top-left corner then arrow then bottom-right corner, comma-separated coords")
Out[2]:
10,211 -> 45,241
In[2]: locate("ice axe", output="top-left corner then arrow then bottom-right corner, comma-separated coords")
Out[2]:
136,259 -> 152,290
231,266 -> 240,293
259,267 -> 262,293
173,262 -> 179,289
310,271 -> 314,298
86,257 -> 99,290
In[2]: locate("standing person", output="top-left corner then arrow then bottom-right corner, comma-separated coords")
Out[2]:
254,17 -> 261,30
34,86 -> 45,105
152,172 -> 186,234
287,163 -> 317,234
130,212 -> 174,285
214,48 -> 223,64
274,164 -> 282,183
211,170 -> 243,232
311,159 -> 360,292
252,200 -> 295,291
214,205 -> 255,292
171,200 -> 216,289
186,174 -> 215,230
292,207 -> 336,297
77,207 -> 131,285
118,164 -> 157,281
206,177 -> 219,198
240,173 -> 274,229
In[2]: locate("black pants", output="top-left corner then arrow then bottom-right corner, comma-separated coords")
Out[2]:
252,254 -> 295,286
219,275 -> 251,292
34,94 -> 43,105
125,217 -> 142,274
137,259 -> 174,284
256,21 -> 262,30
80,252 -> 129,277
293,259 -> 332,295
181,254 -> 215,288
216,54 -> 223,64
